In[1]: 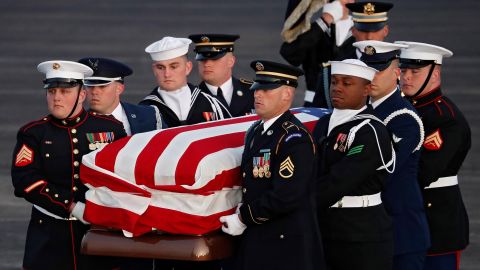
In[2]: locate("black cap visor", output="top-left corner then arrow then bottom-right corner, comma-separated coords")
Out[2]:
354,21 -> 386,33
43,78 -> 82,89
399,59 -> 435,69
195,51 -> 227,61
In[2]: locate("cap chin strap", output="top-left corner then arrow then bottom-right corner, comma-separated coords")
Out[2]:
64,85 -> 82,120
410,63 -> 435,98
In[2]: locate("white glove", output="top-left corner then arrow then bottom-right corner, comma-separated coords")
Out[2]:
71,202 -> 90,225
219,214 -> 246,236
322,0 -> 343,23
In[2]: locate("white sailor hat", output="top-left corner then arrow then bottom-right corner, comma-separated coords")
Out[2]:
330,59 -> 378,81
37,60 -> 93,89
145,36 -> 192,61
353,40 -> 408,71
395,41 -> 453,68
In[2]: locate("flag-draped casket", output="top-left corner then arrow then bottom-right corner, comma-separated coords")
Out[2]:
80,108 -> 330,237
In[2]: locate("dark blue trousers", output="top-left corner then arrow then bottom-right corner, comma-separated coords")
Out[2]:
424,252 -> 461,270
393,250 -> 426,270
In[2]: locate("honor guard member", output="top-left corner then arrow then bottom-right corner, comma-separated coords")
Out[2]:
312,59 -> 395,270
189,33 -> 255,116
398,42 -> 470,270
79,57 -> 164,135
354,40 -> 430,270
139,36 -> 232,127
280,1 -> 392,108
11,61 -> 127,270
219,60 -> 326,270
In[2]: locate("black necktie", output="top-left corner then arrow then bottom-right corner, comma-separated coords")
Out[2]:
250,123 -> 264,149
216,87 -> 229,107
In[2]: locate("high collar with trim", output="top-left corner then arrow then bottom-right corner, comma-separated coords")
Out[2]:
50,109 -> 88,128
408,87 -> 443,107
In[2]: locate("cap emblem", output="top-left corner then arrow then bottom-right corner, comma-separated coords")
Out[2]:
52,63 -> 61,70
200,36 -> 210,43
363,3 -> 375,14
255,62 -> 264,71
88,59 -> 99,71
364,46 -> 376,55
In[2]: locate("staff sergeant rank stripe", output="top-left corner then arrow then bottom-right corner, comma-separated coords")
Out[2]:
279,156 -> 294,178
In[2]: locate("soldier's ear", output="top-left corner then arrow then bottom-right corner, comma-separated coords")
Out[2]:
185,60 -> 193,75
116,82 -> 125,96
228,54 -> 236,68
78,87 -> 87,103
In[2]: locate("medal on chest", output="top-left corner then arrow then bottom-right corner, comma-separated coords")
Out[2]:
86,132 -> 115,150
253,150 -> 271,178
334,133 -> 348,152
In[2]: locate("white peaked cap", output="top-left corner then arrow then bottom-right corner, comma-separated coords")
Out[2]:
145,36 -> 192,61
330,59 -> 378,81
353,40 -> 408,53
395,41 -> 453,64
37,60 -> 93,79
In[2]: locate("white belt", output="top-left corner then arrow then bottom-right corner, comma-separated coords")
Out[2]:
330,193 -> 382,208
425,175 -> 458,189
34,205 -> 77,221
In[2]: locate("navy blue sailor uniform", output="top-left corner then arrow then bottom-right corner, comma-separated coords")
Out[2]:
408,87 -> 470,256
139,83 -> 232,128
198,77 -> 254,117
236,110 -> 325,270
313,107 -> 394,270
372,89 -> 431,258
11,109 -> 127,270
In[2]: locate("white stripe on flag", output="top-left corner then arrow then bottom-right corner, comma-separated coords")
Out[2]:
154,119 -> 255,185
115,130 -> 159,184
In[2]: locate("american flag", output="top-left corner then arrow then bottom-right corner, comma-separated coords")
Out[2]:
80,108 -> 330,237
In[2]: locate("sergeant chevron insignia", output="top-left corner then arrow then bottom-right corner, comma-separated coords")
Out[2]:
279,156 -> 294,178
15,144 -> 34,167
423,129 -> 443,150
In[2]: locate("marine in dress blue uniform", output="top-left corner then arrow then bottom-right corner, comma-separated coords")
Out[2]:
11,61 -> 127,270
398,42 -> 470,270
79,57 -> 163,134
219,60 -> 326,270
313,59 -> 395,270
189,34 -> 255,117
139,36 -> 231,128
354,40 -> 431,270
280,1 -> 393,108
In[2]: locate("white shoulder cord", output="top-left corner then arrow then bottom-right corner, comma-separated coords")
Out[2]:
346,116 -> 396,174
383,108 -> 425,152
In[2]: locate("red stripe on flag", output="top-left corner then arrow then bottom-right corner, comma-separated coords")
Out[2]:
80,164 -> 150,196
175,132 -> 245,186
139,205 -> 235,235
85,201 -> 151,236
95,136 -> 132,172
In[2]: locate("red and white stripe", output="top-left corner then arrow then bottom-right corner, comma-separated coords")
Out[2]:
80,110 -> 322,236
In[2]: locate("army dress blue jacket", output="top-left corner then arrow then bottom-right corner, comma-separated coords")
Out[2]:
198,77 -> 254,117
236,110 -> 326,270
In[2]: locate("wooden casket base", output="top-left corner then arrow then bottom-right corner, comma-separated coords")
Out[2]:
81,227 -> 235,261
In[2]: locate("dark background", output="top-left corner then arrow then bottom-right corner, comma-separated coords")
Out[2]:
1,1 -> 479,268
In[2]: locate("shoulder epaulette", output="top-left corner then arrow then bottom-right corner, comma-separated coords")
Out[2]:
21,116 -> 50,132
